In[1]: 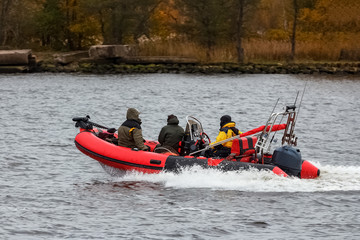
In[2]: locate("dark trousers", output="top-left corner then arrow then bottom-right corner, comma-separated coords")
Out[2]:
211,145 -> 231,158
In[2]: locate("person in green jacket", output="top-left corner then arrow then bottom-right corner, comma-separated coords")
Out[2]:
158,114 -> 185,153
118,108 -> 149,151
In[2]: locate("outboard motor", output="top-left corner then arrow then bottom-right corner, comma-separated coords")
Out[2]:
272,145 -> 302,177
73,116 -> 93,130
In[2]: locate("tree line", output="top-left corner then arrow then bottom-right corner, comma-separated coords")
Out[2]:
1,0 -> 359,62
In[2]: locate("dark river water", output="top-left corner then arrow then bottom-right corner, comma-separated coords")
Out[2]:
1,73 -> 360,239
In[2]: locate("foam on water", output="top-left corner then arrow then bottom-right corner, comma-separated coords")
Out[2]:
110,162 -> 360,193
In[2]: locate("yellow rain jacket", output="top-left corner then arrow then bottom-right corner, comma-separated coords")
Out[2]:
212,122 -> 242,149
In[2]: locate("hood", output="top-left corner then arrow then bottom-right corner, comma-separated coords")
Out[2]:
126,108 -> 141,122
220,115 -> 232,127
222,121 -> 236,128
167,115 -> 179,125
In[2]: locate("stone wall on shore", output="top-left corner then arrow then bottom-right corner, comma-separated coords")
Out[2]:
36,61 -> 360,74
42,45 -> 360,74
2,46 -> 359,74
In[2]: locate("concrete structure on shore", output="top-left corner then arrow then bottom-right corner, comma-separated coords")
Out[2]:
89,45 -> 131,59
0,49 -> 37,73
53,45 -> 198,65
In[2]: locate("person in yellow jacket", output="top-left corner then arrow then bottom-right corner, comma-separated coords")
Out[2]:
211,115 -> 242,157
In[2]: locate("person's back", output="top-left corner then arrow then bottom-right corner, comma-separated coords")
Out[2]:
211,115 -> 242,157
158,115 -> 185,153
118,108 -> 148,150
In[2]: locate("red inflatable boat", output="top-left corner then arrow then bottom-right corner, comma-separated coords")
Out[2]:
73,105 -> 320,179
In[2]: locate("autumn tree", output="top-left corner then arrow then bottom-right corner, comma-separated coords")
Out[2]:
228,0 -> 260,63
299,0 -> 360,34
251,0 -> 292,41
80,0 -> 161,45
35,0 -> 66,49
1,0 -> 359,62
176,0 -> 230,61
63,0 -> 78,49
148,0 -> 179,40
0,0 -> 12,46
289,0 -> 318,61
290,0 -> 298,61
0,0 -> 40,47
65,0 -> 101,49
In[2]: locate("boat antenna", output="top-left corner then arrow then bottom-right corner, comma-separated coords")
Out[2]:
294,81 -> 307,127
270,98 -> 280,118
294,90 -> 300,106
263,97 -> 280,140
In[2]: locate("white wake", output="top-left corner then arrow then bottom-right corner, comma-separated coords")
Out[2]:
110,162 -> 360,192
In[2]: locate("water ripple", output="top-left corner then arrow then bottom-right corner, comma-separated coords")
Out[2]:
1,73 -> 360,239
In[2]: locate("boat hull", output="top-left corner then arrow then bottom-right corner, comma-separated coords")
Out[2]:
74,130 -> 319,178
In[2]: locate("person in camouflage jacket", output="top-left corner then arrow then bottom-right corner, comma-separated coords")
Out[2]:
118,108 -> 149,151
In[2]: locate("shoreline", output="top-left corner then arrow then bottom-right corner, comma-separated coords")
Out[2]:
1,48 -> 359,74
34,61 -> 360,74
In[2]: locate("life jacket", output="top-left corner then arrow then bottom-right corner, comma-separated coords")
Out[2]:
121,119 -> 141,136
221,126 -> 240,136
214,122 -> 241,148
231,136 -> 257,158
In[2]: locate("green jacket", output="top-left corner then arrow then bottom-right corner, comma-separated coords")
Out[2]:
118,108 -> 147,150
158,116 -> 185,152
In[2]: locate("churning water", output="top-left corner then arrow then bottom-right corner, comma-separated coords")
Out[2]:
1,73 -> 360,239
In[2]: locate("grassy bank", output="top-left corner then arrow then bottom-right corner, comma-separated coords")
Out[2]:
137,37 -> 360,63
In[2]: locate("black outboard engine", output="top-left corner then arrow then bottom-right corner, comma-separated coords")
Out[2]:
72,115 -> 111,131
272,145 -> 302,177
73,116 -> 93,130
